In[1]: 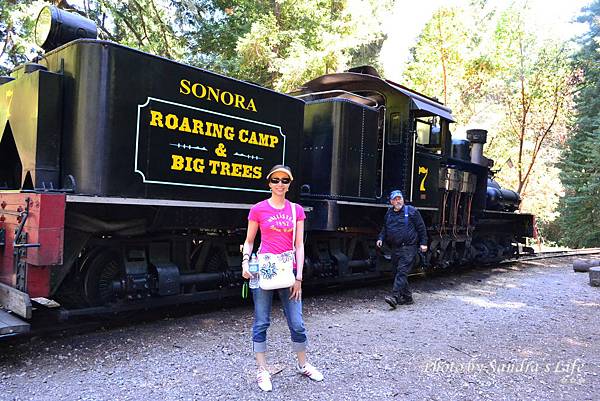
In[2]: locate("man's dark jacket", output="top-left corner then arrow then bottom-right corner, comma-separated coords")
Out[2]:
378,205 -> 427,247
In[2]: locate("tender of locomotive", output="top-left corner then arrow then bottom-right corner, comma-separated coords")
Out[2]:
0,8 -> 534,337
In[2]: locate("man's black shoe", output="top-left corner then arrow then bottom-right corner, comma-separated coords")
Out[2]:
397,296 -> 414,305
384,296 -> 398,309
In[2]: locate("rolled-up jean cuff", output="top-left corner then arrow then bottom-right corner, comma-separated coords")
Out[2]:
253,341 -> 267,353
292,340 -> 307,352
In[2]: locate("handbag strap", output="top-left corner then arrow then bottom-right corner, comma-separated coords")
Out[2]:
291,201 -> 297,251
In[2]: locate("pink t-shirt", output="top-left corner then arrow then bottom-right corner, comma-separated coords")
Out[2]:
248,199 -> 306,254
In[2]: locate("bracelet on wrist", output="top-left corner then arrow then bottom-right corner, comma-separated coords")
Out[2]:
295,278 -> 302,282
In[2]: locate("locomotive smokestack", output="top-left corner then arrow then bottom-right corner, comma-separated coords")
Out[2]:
466,129 -> 488,166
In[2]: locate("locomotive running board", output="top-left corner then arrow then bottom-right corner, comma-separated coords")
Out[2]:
66,195 -> 255,209
0,282 -> 32,319
0,309 -> 30,336
65,195 -> 313,212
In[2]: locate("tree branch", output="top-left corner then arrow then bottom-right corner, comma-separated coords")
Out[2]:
520,86 -> 562,195
149,0 -> 173,58
130,0 -> 151,43
0,23 -> 12,60
112,7 -> 145,47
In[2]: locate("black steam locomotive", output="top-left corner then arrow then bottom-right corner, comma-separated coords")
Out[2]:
0,7 -> 533,336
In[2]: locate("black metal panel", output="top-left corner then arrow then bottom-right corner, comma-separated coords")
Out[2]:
27,40 -> 304,204
301,99 -> 379,200
412,152 -> 441,208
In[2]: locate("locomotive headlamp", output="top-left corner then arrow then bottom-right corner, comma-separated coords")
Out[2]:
34,6 -> 98,52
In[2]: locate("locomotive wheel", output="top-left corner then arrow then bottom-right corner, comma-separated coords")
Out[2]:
203,245 -> 228,273
191,240 -> 229,273
83,249 -> 123,306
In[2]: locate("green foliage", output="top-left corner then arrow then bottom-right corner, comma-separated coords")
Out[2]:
229,0 -> 391,91
0,0 -> 390,91
0,0 -> 46,75
95,0 -> 183,59
0,0 -> 185,73
557,0 -> 600,248
402,5 -> 496,125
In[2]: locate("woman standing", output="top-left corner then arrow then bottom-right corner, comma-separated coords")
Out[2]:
241,165 -> 323,392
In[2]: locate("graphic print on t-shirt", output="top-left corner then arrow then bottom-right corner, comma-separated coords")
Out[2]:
266,211 -> 294,233
248,200 -> 306,255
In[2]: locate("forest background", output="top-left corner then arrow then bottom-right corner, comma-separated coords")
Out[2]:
1,0 -> 599,247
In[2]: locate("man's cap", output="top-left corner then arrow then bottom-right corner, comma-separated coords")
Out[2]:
389,190 -> 403,200
266,164 -> 294,181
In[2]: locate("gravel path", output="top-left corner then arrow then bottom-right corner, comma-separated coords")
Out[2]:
1,257 -> 599,401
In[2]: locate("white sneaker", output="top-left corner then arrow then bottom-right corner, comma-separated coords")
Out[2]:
297,362 -> 324,381
257,368 -> 272,391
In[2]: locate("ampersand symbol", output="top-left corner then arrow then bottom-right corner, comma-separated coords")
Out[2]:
215,143 -> 227,157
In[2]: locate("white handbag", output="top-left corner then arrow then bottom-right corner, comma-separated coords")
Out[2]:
258,202 -> 297,290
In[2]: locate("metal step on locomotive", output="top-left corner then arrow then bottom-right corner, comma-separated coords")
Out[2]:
0,7 -> 535,338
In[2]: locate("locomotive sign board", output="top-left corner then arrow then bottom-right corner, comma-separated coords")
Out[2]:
135,96 -> 285,193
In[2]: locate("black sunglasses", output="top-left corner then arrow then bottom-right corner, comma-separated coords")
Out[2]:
269,178 -> 291,184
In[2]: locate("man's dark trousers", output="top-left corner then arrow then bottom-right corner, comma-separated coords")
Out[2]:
391,245 -> 417,299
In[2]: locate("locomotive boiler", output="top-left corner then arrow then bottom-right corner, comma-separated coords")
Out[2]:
0,7 -> 534,337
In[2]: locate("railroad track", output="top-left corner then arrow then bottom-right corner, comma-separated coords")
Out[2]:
507,247 -> 600,263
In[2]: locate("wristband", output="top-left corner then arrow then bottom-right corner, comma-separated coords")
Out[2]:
295,278 -> 302,282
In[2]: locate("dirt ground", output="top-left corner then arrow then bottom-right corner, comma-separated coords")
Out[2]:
1,257 -> 599,401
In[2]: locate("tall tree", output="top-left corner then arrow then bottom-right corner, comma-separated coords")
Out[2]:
402,3 -> 499,126
403,7 -> 470,108
489,8 -> 573,197
557,0 -> 600,247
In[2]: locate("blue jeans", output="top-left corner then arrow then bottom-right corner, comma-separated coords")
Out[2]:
251,287 -> 307,353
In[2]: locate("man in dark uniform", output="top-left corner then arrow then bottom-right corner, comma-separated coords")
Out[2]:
376,190 -> 428,308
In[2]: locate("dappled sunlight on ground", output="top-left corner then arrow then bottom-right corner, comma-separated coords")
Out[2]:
564,337 -> 590,347
516,348 -> 545,358
458,295 -> 527,309
485,278 -> 521,289
464,288 -> 496,296
572,300 -> 600,307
